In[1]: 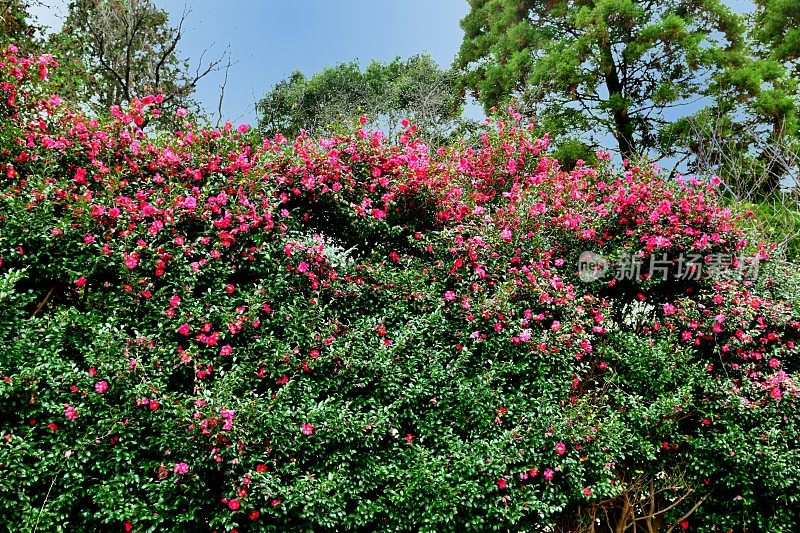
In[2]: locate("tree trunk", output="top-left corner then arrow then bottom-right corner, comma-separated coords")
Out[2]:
601,44 -> 636,159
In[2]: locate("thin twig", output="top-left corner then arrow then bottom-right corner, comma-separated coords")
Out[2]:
31,284 -> 56,317
32,470 -> 61,533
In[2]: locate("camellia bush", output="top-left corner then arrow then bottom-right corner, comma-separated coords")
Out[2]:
1,45 -> 800,532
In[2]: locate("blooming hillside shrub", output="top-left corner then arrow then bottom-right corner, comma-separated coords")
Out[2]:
1,45 -> 800,531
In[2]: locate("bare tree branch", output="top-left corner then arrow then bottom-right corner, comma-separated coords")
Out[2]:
215,51 -> 233,129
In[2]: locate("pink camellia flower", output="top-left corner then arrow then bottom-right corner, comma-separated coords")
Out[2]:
124,255 -> 138,269
663,303 -> 677,316
499,228 -> 513,242
227,498 -> 241,511
95,380 -> 108,394
221,409 -> 235,431
177,323 -> 190,336
296,261 -> 309,273
169,295 -> 181,307
64,404 -> 78,420
183,196 -> 197,209
554,442 -> 566,456
301,423 -> 315,436
220,345 -> 233,357
173,462 -> 189,475
75,276 -> 87,287
507,159 -> 517,175
443,291 -> 457,302
543,468 -> 554,481
237,123 -> 250,134
176,107 -> 188,117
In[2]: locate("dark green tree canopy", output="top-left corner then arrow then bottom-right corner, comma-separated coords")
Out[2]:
662,0 -> 799,194
0,0 -> 38,48
754,0 -> 800,72
257,54 -> 468,143
455,0 -> 745,159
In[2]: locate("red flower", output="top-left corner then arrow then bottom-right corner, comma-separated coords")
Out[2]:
496,478 -> 507,490
149,400 -> 159,411
75,276 -> 87,287
227,499 -> 240,511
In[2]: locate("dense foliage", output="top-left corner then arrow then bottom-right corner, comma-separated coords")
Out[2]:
256,54 -> 469,145
2,45 -> 800,532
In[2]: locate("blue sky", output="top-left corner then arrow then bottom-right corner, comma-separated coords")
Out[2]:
31,0 -> 473,125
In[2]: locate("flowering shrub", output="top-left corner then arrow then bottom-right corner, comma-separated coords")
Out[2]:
1,44 -> 800,531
